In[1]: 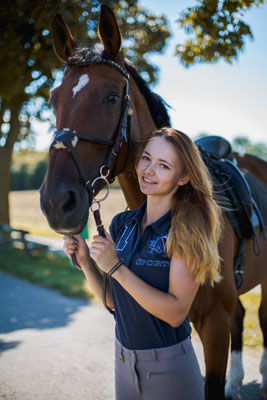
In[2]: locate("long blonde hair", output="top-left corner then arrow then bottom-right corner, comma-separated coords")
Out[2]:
144,128 -> 222,286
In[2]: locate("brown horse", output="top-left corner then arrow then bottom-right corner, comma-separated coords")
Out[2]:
234,153 -> 267,189
40,5 -> 267,399
225,154 -> 267,400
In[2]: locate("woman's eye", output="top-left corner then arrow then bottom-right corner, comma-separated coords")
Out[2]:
142,155 -> 149,161
160,164 -> 169,169
105,94 -> 119,104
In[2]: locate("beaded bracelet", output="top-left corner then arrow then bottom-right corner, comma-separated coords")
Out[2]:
108,260 -> 123,276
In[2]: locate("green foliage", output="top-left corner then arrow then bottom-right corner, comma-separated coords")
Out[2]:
232,136 -> 267,159
11,159 -> 48,190
0,0 -> 170,127
0,248 -> 93,298
176,0 -> 266,66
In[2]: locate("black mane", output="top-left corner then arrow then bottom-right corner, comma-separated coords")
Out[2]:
67,43 -> 171,128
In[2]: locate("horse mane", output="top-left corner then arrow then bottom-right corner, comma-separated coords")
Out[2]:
67,43 -> 171,129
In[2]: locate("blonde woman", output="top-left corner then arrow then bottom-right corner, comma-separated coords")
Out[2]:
63,127 -> 222,400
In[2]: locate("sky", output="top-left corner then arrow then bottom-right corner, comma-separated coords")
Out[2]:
33,0 -> 267,150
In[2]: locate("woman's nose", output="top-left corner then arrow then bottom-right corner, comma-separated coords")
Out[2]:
145,162 -> 155,175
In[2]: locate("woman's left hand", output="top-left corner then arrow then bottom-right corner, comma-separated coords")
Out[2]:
90,228 -> 119,274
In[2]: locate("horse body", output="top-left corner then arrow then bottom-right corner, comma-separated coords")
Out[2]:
226,156 -> 267,400
40,5 -> 267,399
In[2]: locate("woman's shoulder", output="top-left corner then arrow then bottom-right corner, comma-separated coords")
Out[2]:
110,208 -> 138,229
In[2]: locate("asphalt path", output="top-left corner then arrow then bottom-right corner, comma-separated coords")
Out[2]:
0,271 -> 262,399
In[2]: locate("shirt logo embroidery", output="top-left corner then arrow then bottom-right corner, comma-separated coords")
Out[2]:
116,224 -> 136,252
147,234 -> 168,256
136,259 -> 170,268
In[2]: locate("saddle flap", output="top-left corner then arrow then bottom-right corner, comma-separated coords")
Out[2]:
215,159 -> 253,238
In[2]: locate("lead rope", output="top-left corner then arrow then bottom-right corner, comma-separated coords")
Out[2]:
69,166 -> 114,315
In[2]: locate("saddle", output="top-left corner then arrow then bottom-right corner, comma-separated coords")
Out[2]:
195,136 -> 265,288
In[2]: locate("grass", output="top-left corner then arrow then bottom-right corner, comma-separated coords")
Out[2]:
240,291 -> 262,349
0,247 -> 94,299
9,189 -> 127,238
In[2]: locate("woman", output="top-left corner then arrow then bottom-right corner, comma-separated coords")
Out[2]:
63,127 -> 222,400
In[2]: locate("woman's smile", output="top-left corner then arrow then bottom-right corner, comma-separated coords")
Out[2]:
142,176 -> 157,185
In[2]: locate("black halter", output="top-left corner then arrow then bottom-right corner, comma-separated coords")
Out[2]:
51,59 -> 132,202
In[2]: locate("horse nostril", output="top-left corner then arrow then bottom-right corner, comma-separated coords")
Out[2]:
62,190 -> 77,214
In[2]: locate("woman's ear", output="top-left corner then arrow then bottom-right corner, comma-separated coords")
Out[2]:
178,175 -> 189,186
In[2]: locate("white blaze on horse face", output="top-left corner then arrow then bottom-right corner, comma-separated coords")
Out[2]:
72,74 -> 90,98
225,351 -> 244,400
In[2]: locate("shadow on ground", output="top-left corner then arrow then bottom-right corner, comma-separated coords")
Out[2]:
0,339 -> 21,353
0,272 -> 89,334
240,381 -> 260,399
225,381 -> 260,400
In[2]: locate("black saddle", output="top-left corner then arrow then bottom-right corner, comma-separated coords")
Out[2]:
195,135 -> 264,239
195,136 -> 265,288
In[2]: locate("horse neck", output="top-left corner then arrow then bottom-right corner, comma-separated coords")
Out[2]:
128,73 -> 156,143
117,71 -> 156,209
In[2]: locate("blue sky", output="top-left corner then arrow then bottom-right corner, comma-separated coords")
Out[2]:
140,0 -> 267,144
33,0 -> 267,150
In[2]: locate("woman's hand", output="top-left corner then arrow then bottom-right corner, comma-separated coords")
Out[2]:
63,235 -> 90,268
90,229 -> 119,274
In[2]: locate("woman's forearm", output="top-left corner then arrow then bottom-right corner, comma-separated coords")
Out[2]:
81,257 -> 114,310
112,265 -> 186,327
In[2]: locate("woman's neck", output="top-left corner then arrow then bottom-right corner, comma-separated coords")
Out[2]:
143,196 -> 173,227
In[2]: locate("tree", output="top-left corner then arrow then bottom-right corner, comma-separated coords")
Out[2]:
0,0 -> 170,224
232,136 -> 267,159
176,0 -> 266,66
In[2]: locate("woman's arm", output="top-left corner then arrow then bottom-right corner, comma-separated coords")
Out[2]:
90,231 -> 199,327
113,257 -> 199,327
63,235 -> 114,309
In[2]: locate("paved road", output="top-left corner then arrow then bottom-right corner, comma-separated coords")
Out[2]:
0,271 -> 262,399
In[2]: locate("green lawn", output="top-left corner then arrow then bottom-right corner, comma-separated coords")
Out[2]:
0,248 -> 94,299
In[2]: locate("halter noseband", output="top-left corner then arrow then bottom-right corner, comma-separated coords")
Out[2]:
51,59 -> 132,203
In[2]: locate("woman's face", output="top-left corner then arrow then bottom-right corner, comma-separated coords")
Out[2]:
136,136 -> 189,199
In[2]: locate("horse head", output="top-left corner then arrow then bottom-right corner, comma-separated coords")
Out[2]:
40,4 -> 169,235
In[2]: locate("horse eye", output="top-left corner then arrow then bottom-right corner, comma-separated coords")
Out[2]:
105,94 -> 119,104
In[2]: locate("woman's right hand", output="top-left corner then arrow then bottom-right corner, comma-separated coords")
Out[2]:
63,235 -> 90,268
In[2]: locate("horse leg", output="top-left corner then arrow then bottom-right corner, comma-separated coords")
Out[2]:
259,279 -> 267,399
193,301 -> 234,400
225,299 -> 245,400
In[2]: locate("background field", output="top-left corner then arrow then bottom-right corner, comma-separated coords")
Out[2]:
9,188 -> 127,240
8,189 -> 263,349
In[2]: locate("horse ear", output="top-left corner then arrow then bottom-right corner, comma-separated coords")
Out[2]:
97,4 -> 122,58
51,14 -> 77,63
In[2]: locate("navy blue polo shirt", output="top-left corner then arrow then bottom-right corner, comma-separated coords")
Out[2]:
109,201 -> 191,350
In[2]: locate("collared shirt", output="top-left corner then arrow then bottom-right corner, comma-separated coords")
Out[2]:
109,202 -> 191,350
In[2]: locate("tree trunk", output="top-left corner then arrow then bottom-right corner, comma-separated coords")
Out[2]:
0,148 -> 12,224
0,103 -> 21,225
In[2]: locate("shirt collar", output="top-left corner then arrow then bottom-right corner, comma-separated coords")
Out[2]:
133,201 -> 172,235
